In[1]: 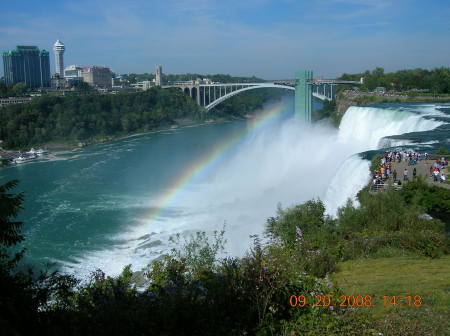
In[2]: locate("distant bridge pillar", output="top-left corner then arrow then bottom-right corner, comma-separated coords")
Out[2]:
195,85 -> 200,105
295,70 -> 313,123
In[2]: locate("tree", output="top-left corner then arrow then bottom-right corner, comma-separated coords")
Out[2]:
0,180 -> 41,334
0,81 -> 8,97
12,82 -> 27,96
0,180 -> 24,265
266,200 -> 326,246
339,67 -> 450,93
74,81 -> 93,92
0,75 -> 277,150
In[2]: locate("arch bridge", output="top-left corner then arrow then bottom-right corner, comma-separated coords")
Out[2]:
164,70 -> 361,123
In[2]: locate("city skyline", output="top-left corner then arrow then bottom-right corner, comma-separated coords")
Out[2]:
0,0 -> 449,79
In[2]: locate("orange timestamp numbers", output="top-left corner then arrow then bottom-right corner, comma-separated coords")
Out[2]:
289,295 -> 423,308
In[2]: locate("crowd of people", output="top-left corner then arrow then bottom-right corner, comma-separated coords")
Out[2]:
431,157 -> 448,183
371,150 -> 448,191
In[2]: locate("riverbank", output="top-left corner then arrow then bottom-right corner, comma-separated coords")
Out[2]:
57,112 -> 254,149
0,112 -> 264,167
0,119 -> 202,166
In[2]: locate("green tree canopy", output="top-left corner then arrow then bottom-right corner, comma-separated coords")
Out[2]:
339,67 -> 450,93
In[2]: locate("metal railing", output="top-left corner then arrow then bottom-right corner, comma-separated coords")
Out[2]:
370,183 -> 403,192
370,183 -> 388,192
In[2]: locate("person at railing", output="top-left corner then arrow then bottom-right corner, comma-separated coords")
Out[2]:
371,178 -> 377,191
434,169 -> 439,182
403,168 -> 408,181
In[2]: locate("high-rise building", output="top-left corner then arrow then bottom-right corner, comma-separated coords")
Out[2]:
81,66 -> 112,87
53,40 -> 65,77
2,46 -> 50,88
155,65 -> 162,86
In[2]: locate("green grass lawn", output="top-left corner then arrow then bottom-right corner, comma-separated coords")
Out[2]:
331,255 -> 450,335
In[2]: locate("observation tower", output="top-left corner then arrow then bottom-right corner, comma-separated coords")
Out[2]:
53,40 -> 65,77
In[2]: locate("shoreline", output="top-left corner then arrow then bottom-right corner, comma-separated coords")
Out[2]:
0,114 -> 256,167
76,115 -> 249,150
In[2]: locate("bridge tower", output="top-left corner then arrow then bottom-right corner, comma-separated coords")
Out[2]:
295,70 -> 313,123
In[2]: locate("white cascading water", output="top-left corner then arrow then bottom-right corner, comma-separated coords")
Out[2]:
66,103 -> 445,277
337,106 -> 442,148
324,105 -> 443,215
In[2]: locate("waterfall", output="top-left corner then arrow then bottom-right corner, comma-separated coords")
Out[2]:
323,105 -> 444,215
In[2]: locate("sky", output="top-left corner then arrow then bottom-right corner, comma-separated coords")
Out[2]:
1,0 -> 449,79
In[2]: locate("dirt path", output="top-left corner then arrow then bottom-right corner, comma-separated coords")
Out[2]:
391,159 -> 450,189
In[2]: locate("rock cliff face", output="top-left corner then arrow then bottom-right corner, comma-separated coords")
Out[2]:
335,92 -> 380,115
336,94 -> 358,116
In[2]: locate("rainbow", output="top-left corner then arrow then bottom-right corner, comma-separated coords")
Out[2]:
145,102 -> 288,223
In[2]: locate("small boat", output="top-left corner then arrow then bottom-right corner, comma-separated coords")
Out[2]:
27,148 -> 36,155
13,155 -> 26,164
13,152 -> 37,163
36,148 -> 47,155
